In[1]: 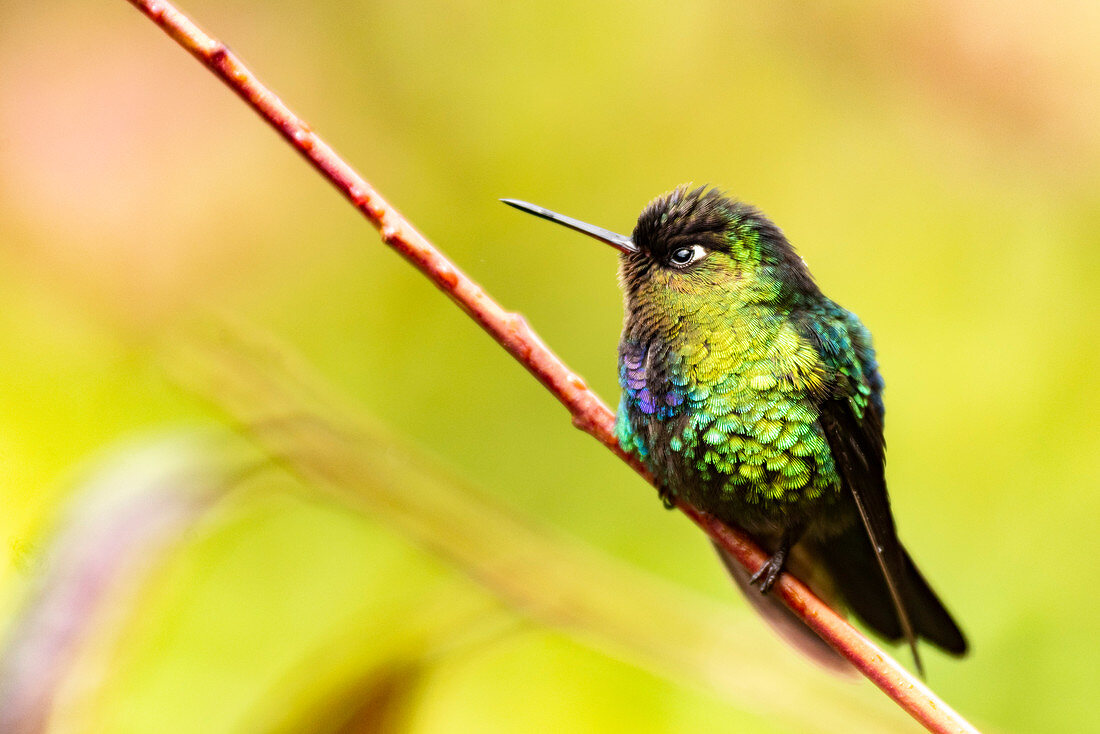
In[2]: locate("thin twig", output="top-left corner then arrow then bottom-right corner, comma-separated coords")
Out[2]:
123,2 -> 979,732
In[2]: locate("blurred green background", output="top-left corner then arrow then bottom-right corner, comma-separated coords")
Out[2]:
1,1 -> 1098,732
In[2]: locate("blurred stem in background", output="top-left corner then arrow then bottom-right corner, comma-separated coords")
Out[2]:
168,322 -> 903,733
0,321 -> 909,733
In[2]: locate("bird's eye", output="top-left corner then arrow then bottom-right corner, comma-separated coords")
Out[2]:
668,245 -> 704,268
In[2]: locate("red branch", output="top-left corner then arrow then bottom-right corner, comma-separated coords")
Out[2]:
124,2 -> 979,732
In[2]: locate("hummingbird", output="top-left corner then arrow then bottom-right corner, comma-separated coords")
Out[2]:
503,185 -> 967,673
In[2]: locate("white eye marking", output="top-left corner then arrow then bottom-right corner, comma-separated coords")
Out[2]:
668,245 -> 705,268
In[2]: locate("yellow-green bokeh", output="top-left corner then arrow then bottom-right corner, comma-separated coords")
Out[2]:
1,1 -> 1098,732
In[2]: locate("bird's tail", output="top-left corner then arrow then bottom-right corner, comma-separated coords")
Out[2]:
713,524 -> 967,675
817,524 -> 968,657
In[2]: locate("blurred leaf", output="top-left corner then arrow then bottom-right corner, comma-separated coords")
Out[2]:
167,321 -> 911,734
0,433 -> 239,734
251,595 -> 512,734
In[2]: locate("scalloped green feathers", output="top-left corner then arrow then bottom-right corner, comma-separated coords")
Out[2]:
616,303 -> 852,509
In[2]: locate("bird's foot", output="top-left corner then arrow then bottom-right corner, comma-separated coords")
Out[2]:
749,552 -> 787,594
657,486 -> 677,510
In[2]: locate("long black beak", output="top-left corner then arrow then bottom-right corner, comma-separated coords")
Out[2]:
501,198 -> 637,253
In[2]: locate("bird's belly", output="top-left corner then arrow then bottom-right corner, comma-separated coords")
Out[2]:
616,329 -> 847,535
624,401 -> 845,536
664,454 -> 842,536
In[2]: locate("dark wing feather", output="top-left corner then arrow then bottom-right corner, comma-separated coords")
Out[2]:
799,307 -> 967,669
817,399 -> 924,673
818,401 -> 967,658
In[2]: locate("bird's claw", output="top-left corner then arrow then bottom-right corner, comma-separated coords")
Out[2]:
749,554 -> 786,594
657,486 -> 676,510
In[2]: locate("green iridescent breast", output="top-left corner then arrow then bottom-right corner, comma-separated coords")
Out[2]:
617,301 -> 877,516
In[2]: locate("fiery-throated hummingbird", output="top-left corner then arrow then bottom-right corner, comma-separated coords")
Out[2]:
503,186 -> 966,673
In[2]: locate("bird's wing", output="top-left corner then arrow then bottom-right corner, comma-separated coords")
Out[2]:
816,397 -> 923,673
797,309 -> 924,673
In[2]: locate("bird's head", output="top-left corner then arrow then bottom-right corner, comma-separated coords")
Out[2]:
503,185 -> 820,322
